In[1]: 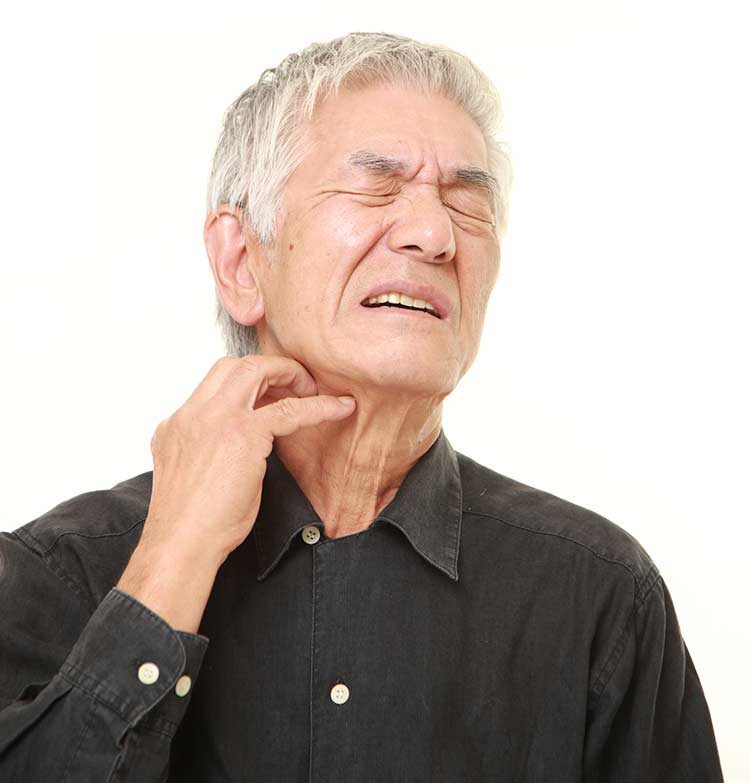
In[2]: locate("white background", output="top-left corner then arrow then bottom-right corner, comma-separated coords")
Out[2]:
1,0 -> 747,777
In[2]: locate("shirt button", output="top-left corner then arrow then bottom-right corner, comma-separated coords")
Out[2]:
175,675 -> 192,697
301,525 -> 320,544
330,683 -> 350,704
138,662 -> 160,685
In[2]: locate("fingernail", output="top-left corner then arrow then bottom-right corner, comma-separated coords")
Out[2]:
337,396 -> 356,406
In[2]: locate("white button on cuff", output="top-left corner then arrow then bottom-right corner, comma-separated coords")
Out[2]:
330,683 -> 350,704
175,675 -> 192,697
138,662 -> 160,685
301,525 -> 320,544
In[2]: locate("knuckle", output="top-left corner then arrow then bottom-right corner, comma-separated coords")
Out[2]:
211,356 -> 234,373
150,418 -> 168,450
273,396 -> 299,419
238,355 -> 262,373
170,407 -> 190,427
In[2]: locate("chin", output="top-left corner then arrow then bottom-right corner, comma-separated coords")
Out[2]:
350,357 -> 454,396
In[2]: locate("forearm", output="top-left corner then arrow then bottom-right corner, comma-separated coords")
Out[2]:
116,537 -> 224,635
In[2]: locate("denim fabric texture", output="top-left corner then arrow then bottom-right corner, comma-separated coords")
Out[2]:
0,428 -> 724,781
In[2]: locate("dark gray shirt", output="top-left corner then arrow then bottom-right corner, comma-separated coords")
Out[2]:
0,429 -> 724,781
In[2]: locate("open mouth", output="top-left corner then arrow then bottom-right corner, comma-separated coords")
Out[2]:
360,300 -> 441,319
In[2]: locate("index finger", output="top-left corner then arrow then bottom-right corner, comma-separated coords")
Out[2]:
180,354 -> 314,410
214,354 -> 319,411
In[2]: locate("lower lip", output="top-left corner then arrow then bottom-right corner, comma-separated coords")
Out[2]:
360,305 -> 443,321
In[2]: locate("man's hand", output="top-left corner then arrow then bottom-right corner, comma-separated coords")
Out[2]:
116,355 -> 356,632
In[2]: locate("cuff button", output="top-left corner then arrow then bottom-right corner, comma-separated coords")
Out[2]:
138,662 -> 160,685
175,675 -> 192,697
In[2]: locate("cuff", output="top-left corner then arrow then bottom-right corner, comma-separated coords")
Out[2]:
60,587 -> 209,736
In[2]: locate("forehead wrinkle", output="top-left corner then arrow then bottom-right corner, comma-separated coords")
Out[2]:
341,149 -> 499,201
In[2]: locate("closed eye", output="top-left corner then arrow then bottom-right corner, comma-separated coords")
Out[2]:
337,189 -> 397,197
444,203 -> 495,225
340,190 -> 494,225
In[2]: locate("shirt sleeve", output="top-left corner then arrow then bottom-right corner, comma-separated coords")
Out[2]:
583,574 -> 724,782
0,530 -> 210,782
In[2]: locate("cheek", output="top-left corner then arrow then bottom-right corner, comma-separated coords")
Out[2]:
322,200 -> 387,257
273,205 -> 381,316
460,271 -> 495,330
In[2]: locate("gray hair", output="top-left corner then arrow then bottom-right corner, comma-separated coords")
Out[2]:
205,31 -> 513,357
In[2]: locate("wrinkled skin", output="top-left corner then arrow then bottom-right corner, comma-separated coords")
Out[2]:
205,81 -> 501,537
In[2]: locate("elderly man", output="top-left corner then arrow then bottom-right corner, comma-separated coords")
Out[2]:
0,32 -> 723,782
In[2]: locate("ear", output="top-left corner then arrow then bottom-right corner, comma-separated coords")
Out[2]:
204,206 -> 266,326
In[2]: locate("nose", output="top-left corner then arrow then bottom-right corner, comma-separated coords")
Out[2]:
386,186 -> 457,265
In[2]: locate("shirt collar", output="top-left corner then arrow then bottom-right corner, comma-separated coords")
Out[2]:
252,428 -> 462,583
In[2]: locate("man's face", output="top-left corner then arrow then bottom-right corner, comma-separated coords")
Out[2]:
252,81 -> 501,397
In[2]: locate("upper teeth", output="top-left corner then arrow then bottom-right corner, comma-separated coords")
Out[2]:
366,292 -> 438,314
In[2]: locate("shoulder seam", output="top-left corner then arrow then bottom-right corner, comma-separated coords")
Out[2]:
11,515 -> 146,611
9,530 -> 93,609
462,508 -> 660,603
589,573 -> 664,703
18,514 -> 145,557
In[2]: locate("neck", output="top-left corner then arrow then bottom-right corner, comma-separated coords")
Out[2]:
272,386 -> 445,539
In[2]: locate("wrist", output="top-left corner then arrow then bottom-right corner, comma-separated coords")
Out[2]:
116,539 -> 222,634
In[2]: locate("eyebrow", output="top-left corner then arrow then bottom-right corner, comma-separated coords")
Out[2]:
343,150 -> 500,204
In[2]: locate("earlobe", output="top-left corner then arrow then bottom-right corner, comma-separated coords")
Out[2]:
204,207 -> 266,326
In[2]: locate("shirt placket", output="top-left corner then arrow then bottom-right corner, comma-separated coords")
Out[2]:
304,525 -> 361,783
